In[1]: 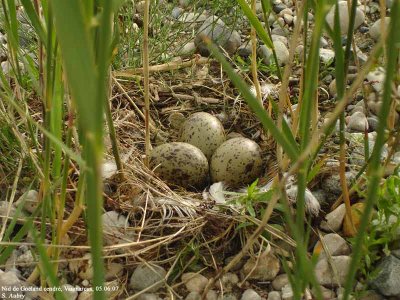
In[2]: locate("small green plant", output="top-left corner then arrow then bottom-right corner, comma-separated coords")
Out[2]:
353,171 -> 400,278
226,180 -> 281,219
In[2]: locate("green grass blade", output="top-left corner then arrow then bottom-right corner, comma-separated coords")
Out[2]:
20,0 -> 47,44
206,40 -> 299,161
343,2 -> 400,298
237,0 -> 273,49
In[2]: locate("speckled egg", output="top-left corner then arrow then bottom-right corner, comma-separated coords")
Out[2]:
210,137 -> 263,187
150,142 -> 209,188
180,112 -> 226,159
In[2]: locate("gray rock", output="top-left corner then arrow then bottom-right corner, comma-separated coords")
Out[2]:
271,34 -> 288,46
370,255 -> 400,297
102,211 -> 128,245
320,203 -> 346,232
279,8 -> 293,17
268,291 -> 282,300
61,284 -> 78,300
319,48 -> 335,64
272,274 -> 289,291
15,190 -> 39,214
137,293 -> 162,300
370,17 -> 390,41
273,3 -> 287,13
325,1 -> 365,34
314,285 -> 336,299
271,26 -> 287,36
172,7 -> 184,19
359,290 -> 384,300
179,0 -> 191,8
348,111 -> 368,132
218,293 -> 238,300
321,172 -> 355,196
68,253 -> 93,280
180,42 -> 196,56
206,290 -> 218,300
315,233 -> 351,258
391,249 -> 400,259
367,116 -> 379,131
315,256 -> 351,287
215,272 -> 238,292
182,272 -> 208,293
281,284 -> 293,300
320,37 -> 329,48
367,68 -> 385,93
283,14 -> 293,25
242,250 -> 280,281
0,201 -> 17,223
129,263 -> 166,292
186,292 -> 201,300
178,12 -> 207,23
241,289 -> 262,300
1,60 -> 24,76
135,1 -> 145,14
259,41 -> 289,66
0,32 -> 6,44
237,41 -> 252,57
195,16 -> 241,56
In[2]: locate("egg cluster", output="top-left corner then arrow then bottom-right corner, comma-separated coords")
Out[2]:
150,112 -> 263,189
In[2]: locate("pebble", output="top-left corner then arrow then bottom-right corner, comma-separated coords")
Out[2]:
268,291 -> 282,300
195,16 -> 241,56
347,111 -> 368,132
1,60 -> 24,76
242,250 -> 280,281
105,262 -> 124,280
186,291 -> 201,300
0,201 -> 17,223
272,274 -> 289,291
283,14 -> 293,25
14,190 -> 38,214
325,1 -> 365,34
281,284 -> 293,300
320,203 -> 346,232
172,7 -> 184,19
69,253 -> 93,280
137,293 -> 162,300
319,48 -> 335,64
367,116 -> 379,132
182,272 -> 209,293
273,3 -> 287,14
61,284 -> 79,300
207,290 -> 219,300
321,172 -> 355,196
241,289 -> 262,300
315,256 -> 351,287
218,293 -> 238,300
367,68 -> 385,93
370,255 -> 400,297
180,42 -> 196,56
314,285 -> 336,299
370,17 -> 391,41
215,272 -> 239,292
129,263 -> 166,292
271,34 -> 288,46
237,41 -> 252,57
102,211 -> 128,245
358,290 -> 385,300
101,160 -> 118,180
259,41 -> 289,66
313,233 -> 351,258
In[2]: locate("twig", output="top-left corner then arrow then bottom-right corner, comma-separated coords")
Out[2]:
113,56 -> 210,77
143,0 -> 151,167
